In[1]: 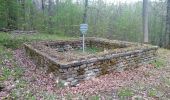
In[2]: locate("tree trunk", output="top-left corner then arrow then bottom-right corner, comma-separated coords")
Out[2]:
41,0 -> 46,29
21,0 -> 25,30
41,0 -> 45,15
143,0 -> 149,43
83,0 -> 88,23
165,0 -> 170,48
48,0 -> 53,34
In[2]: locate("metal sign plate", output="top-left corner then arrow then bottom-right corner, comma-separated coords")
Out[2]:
80,24 -> 88,34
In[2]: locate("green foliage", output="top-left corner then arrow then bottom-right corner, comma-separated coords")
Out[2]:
1,67 -> 12,80
148,88 -> 157,97
0,0 -> 19,29
0,32 -> 68,49
77,46 -> 102,54
162,77 -> 170,87
15,79 -> 28,89
86,47 -> 102,53
10,89 -> 19,99
118,88 -> 134,97
57,80 -> 65,88
89,95 -> 100,100
12,67 -> 24,78
24,92 -> 36,100
42,92 -> 57,100
0,0 -> 167,46
151,59 -> 166,69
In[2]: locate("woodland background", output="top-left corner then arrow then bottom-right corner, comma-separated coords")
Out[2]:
0,0 -> 167,46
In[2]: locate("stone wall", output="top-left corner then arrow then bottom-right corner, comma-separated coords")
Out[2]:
24,38 -> 158,86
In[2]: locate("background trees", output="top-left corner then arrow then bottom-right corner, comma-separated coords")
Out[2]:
143,0 -> 149,43
0,0 -> 168,47
165,0 -> 170,48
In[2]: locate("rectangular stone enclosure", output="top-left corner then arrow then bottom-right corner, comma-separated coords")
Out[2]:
24,37 -> 158,86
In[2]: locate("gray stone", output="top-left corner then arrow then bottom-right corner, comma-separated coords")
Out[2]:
67,78 -> 74,82
70,79 -> 78,86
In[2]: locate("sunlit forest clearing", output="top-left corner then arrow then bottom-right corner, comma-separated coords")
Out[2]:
0,0 -> 170,99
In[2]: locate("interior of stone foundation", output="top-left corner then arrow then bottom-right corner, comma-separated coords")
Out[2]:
30,39 -> 133,63
44,40 -> 127,57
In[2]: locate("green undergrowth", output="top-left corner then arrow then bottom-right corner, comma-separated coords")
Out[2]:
118,88 -> 134,98
148,88 -> 157,97
0,45 -> 26,99
77,46 -> 103,54
151,58 -> 166,69
0,32 -> 70,49
90,95 -> 100,100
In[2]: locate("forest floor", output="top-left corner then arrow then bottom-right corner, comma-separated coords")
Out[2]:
0,33 -> 170,100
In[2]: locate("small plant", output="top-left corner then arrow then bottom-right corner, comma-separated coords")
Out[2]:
0,76 -> 6,81
2,67 -> 12,80
0,45 -> 4,53
42,92 -> 57,100
162,77 -> 170,87
12,67 -> 24,78
151,59 -> 165,69
57,80 -> 65,88
148,88 -> 157,97
10,89 -> 20,99
90,95 -> 100,100
24,92 -> 36,100
15,79 -> 27,88
118,88 -> 134,98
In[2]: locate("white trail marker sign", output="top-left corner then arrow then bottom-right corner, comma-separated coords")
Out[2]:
80,24 -> 88,53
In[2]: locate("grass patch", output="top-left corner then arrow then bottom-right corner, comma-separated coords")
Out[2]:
1,67 -> 12,80
85,46 -> 103,53
151,59 -> 166,69
89,95 -> 100,100
0,32 -> 70,49
118,88 -> 134,97
76,46 -> 103,54
12,67 -> 24,78
148,88 -> 157,97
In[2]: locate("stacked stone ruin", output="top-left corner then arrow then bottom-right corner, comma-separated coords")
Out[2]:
24,37 -> 158,86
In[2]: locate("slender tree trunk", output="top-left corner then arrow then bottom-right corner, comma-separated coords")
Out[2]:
56,0 -> 59,29
165,0 -> 170,48
83,0 -> 88,23
6,0 -> 10,29
30,1 -> 35,30
143,0 -> 149,43
41,0 -> 46,29
48,0 -> 53,34
21,0 -> 25,30
41,0 -> 45,15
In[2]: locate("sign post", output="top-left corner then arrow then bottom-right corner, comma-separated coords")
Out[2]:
80,24 -> 88,53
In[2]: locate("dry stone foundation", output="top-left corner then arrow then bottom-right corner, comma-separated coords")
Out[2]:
24,37 -> 158,86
